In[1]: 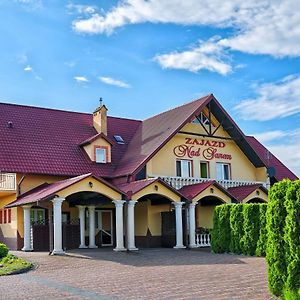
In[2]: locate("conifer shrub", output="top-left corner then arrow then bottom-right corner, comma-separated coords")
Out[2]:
229,204 -> 244,254
0,243 -> 9,258
266,179 -> 291,297
241,204 -> 260,255
255,204 -> 268,257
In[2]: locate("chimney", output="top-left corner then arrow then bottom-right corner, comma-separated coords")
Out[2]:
93,98 -> 108,135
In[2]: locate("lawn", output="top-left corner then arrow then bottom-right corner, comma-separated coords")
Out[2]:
0,253 -> 33,276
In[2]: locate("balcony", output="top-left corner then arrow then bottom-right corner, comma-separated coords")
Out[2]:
150,175 -> 267,190
0,173 -> 17,192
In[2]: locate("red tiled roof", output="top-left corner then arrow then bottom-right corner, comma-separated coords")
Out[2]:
227,184 -> 268,202
246,136 -> 298,181
6,173 -> 125,207
0,102 -> 140,178
179,180 -> 235,201
117,177 -> 185,199
79,132 -> 114,146
114,95 -> 212,177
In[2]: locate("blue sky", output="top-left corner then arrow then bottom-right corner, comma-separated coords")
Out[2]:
0,0 -> 300,176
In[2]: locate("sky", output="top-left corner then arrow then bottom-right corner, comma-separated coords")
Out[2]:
0,0 -> 300,176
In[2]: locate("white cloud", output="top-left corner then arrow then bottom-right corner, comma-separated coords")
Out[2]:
235,75 -> 300,121
66,4 -> 96,15
24,65 -> 33,72
252,130 -> 287,143
72,0 -> 300,58
74,76 -> 89,83
99,76 -> 130,88
15,0 -> 43,9
154,38 -> 232,75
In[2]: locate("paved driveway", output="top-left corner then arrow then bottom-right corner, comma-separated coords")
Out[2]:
1,248 -> 272,300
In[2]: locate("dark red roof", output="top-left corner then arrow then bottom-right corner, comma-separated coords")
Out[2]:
0,102 -> 140,178
227,184 -> 268,202
6,173 -> 125,207
246,136 -> 298,181
179,180 -> 235,201
79,132 -> 114,146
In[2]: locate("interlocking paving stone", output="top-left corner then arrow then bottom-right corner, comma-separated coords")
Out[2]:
1,248 -> 273,300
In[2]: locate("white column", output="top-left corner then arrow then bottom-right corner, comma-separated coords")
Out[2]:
22,205 -> 33,251
88,206 -> 97,248
77,205 -> 87,249
51,197 -> 65,255
113,200 -> 126,251
127,200 -> 138,251
173,201 -> 186,249
189,202 -> 197,248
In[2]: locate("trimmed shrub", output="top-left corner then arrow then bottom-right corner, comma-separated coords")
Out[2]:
241,204 -> 260,255
284,180 -> 300,295
0,243 -> 9,258
256,204 -> 268,257
211,204 -> 231,253
229,204 -> 244,254
266,179 -> 291,297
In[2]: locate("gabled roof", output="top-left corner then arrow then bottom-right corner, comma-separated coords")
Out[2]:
179,180 -> 235,201
246,136 -> 298,181
79,132 -> 114,146
6,173 -> 125,207
227,184 -> 268,202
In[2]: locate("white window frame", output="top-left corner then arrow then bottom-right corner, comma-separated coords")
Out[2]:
95,147 -> 107,163
216,163 -> 231,180
200,161 -> 210,179
176,160 -> 193,178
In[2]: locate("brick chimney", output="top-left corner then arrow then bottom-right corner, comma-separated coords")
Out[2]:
93,101 -> 108,135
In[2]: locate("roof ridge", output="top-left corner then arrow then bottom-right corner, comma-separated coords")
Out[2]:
143,94 -> 212,122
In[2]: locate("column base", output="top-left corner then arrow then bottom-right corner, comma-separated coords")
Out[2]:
189,244 -> 198,248
51,250 -> 65,255
173,245 -> 186,249
113,247 -> 127,252
127,247 -> 139,251
22,247 -> 33,252
79,245 -> 88,249
88,245 -> 98,249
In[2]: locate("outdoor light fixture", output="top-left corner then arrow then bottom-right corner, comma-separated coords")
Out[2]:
256,190 -> 260,196
210,188 -> 214,194
89,181 -> 93,188
154,185 -> 158,191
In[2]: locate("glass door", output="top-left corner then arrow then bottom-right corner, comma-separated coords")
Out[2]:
97,210 -> 113,246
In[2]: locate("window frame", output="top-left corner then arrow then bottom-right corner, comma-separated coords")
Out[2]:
94,146 -> 108,163
200,161 -> 210,179
216,162 -> 232,180
176,159 -> 193,178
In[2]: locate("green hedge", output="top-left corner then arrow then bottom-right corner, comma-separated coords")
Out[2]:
212,203 -> 267,257
0,243 -> 9,258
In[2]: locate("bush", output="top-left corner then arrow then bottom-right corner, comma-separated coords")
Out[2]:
256,204 -> 268,257
284,181 -> 300,295
229,204 -> 244,254
0,243 -> 9,258
211,204 -> 231,253
266,179 -> 291,297
241,204 -> 260,256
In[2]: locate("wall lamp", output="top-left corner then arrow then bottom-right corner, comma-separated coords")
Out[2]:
89,181 -> 93,188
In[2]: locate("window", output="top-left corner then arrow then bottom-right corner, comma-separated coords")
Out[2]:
95,147 -> 107,163
0,209 -> 11,224
30,209 -> 45,224
216,163 -> 231,180
176,160 -> 192,177
200,161 -> 209,178
114,135 -> 125,144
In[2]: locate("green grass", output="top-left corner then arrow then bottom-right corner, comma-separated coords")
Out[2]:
0,254 -> 33,276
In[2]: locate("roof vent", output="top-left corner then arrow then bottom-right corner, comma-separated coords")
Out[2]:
7,121 -> 13,128
114,135 -> 125,144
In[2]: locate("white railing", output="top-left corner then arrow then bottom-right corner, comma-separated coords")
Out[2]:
150,175 -> 266,190
196,233 -> 211,247
0,173 -> 17,191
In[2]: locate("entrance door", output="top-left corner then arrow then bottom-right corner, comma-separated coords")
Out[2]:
96,210 -> 113,246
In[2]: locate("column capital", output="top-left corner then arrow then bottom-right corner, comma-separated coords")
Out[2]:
22,204 -> 32,209
189,202 -> 197,208
113,200 -> 126,207
76,205 -> 86,209
173,201 -> 184,208
127,200 -> 138,207
51,197 -> 65,205
87,205 -> 96,210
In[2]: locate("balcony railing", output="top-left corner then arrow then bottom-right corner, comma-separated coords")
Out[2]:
150,175 -> 267,190
196,233 -> 211,247
0,173 -> 17,191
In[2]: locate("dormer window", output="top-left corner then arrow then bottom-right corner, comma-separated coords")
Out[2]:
114,135 -> 125,144
95,146 -> 107,163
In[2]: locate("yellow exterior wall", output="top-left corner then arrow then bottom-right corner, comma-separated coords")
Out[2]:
196,205 -> 215,229
132,182 -> 181,202
147,113 -> 267,183
243,189 -> 268,203
148,203 -> 172,236
135,201 -> 149,236
0,194 -> 18,239
83,138 -> 111,162
191,186 -> 232,204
